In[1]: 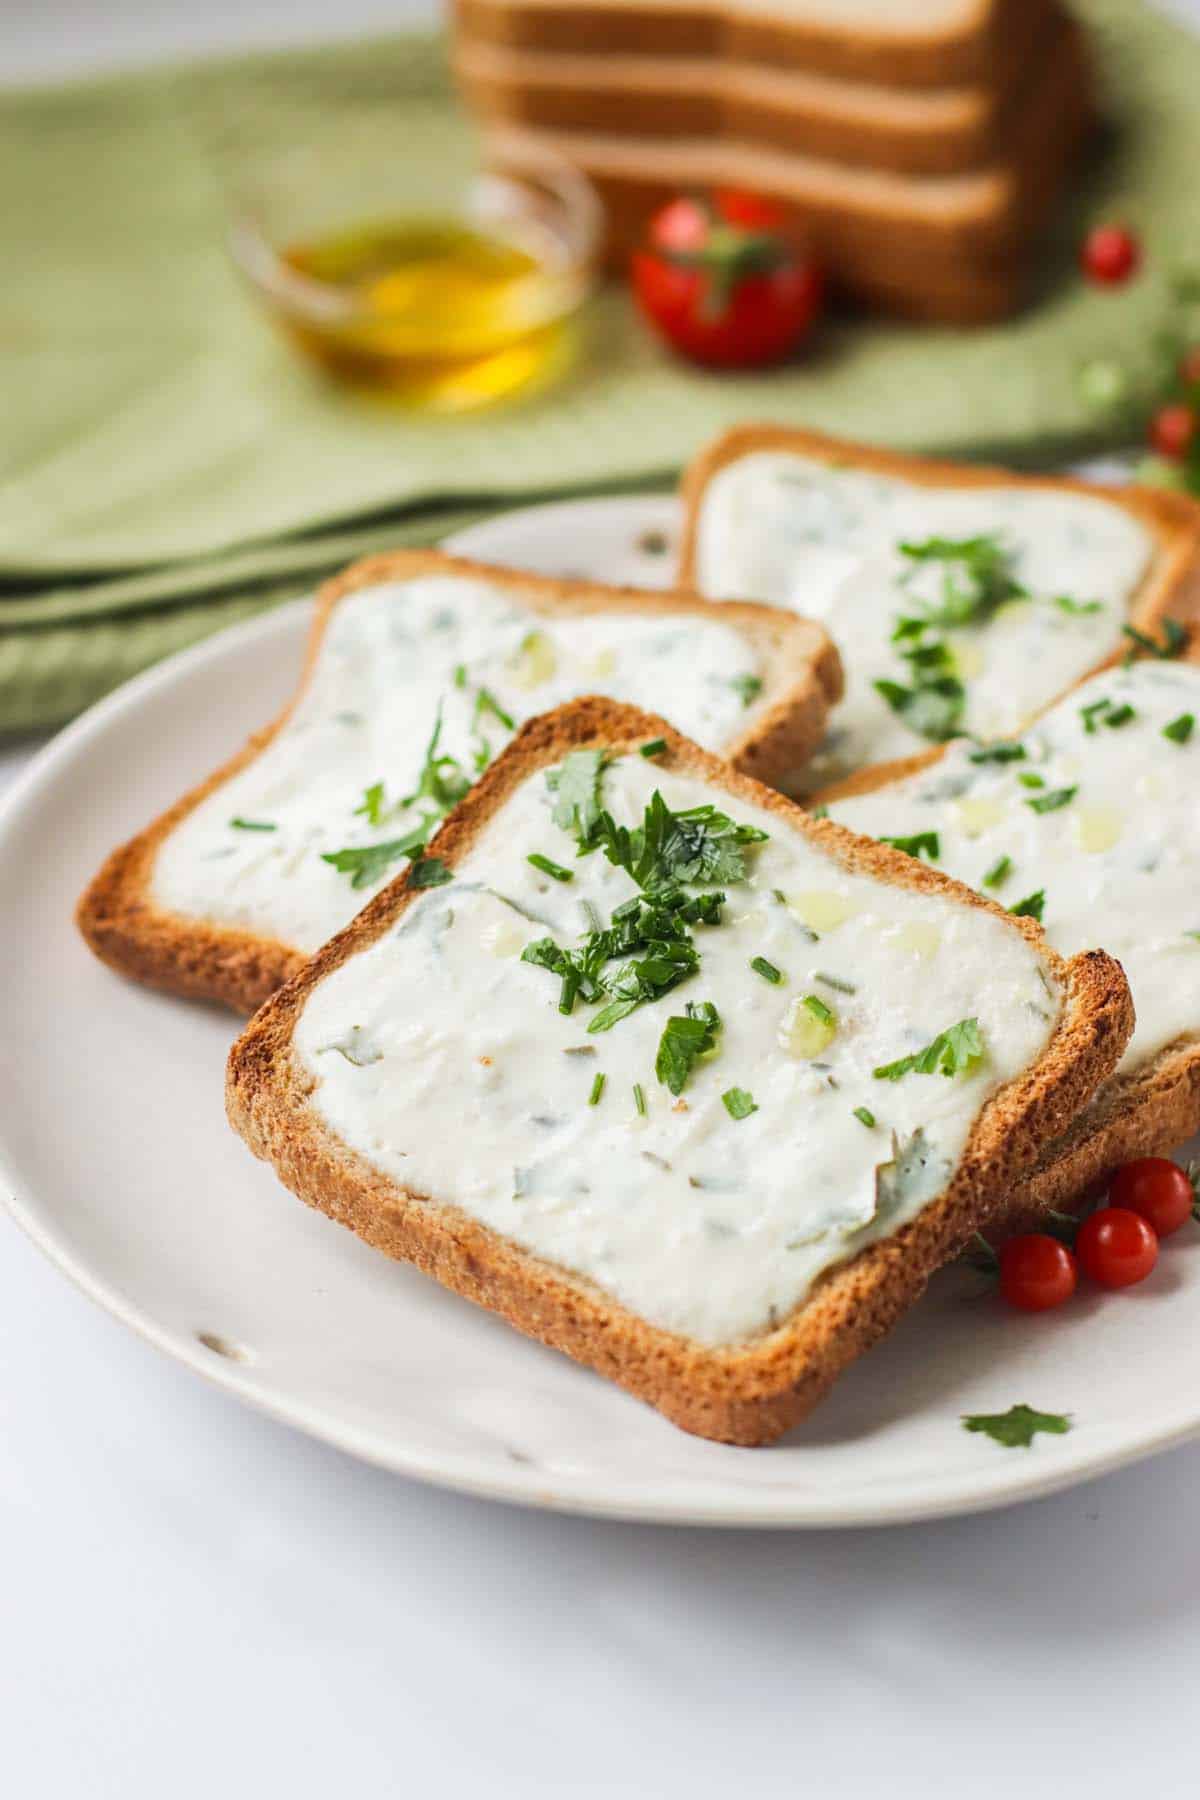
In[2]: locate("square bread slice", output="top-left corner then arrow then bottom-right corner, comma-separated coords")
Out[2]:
817,655 -> 1200,1233
681,423 -> 1200,791
454,0 -> 1051,180
226,698 -> 1132,1444
455,0 -> 1051,91
76,549 -> 840,1015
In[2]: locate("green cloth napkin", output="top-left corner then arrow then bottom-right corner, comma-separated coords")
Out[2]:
2,0 -> 1198,729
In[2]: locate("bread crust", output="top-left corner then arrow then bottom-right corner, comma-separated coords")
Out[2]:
454,0 -> 1050,180
75,548 -> 842,1015
454,0 -> 1050,90
226,696 -> 1133,1445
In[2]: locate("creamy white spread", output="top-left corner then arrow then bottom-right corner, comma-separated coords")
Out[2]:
828,661 -> 1200,1076
152,574 -> 767,953
294,754 -> 1060,1346
694,451 -> 1155,787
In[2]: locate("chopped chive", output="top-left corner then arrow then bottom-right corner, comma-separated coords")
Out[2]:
1053,595 -> 1103,616
982,854 -> 1012,889
633,1083 -> 646,1117
527,852 -> 573,882
879,831 -> 939,861
1026,786 -> 1077,814
453,662 -> 467,689
1009,889 -> 1046,921
639,737 -> 668,758
772,888 -> 788,905
815,970 -> 856,995
802,993 -> 834,1025
968,741 -> 1026,764
1164,712 -> 1195,744
750,955 -> 784,985
722,1087 -> 758,1121
1018,772 -> 1046,789
730,673 -> 763,707
852,1106 -> 877,1128
474,687 -> 516,731
230,817 -> 276,831
562,1045 -> 596,1057
588,1072 -> 606,1106
1123,619 -> 1189,660
580,899 -> 602,933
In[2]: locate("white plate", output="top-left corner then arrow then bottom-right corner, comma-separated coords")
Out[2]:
3,494 -> 1199,1528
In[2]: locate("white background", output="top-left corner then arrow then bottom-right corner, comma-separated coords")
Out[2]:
4,3 -> 1200,1795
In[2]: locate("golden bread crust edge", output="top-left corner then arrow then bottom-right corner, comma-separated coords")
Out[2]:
225,696 -> 1133,1445
75,547 -> 841,1015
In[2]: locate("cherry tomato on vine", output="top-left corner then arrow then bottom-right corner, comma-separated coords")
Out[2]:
1080,223 -> 1142,286
1075,1207 -> 1159,1289
631,189 -> 823,369
998,1233 -> 1079,1312
1149,401 -> 1197,460
1108,1158 -> 1195,1238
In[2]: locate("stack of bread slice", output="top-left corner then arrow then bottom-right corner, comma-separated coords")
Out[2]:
454,0 -> 1093,320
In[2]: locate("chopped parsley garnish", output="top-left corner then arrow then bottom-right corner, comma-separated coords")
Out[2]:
852,1106 -> 877,1128
639,738 -> 668,758
730,673 -> 763,707
632,1082 -> 646,1117
968,741 -> 1026,764
898,534 -> 1025,625
1052,595 -> 1103,616
815,970 -> 856,995
229,817 -> 276,832
408,856 -> 452,889
874,639 -> 965,743
1008,889 -> 1046,921
1018,771 -> 1045,788
354,782 -> 387,826
586,790 -> 768,890
1164,712 -> 1195,744
879,831 -> 940,862
473,687 -> 516,732
321,825 -> 429,890
1105,703 -> 1136,728
1123,619 -> 1189,661
808,804 -> 829,820
962,1404 -> 1071,1449
874,1017 -> 984,1082
802,994 -> 834,1025
982,854 -> 1012,889
1026,785 -> 1077,814
527,852 -> 573,883
722,1087 -> 758,1121
547,749 -> 608,841
452,662 -> 467,688
588,1072 -> 606,1106
750,955 -> 784,985
1081,696 -> 1138,733
656,1001 -> 721,1096
403,704 -> 472,818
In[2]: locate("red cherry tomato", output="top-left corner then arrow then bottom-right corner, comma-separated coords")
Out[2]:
998,1233 -> 1078,1312
1178,346 -> 1200,388
1080,223 -> 1142,286
632,190 -> 823,370
1075,1207 -> 1159,1289
1149,401 -> 1197,460
1108,1158 -> 1195,1238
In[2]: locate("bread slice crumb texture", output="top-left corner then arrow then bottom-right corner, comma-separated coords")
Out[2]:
292,748 -> 1061,1346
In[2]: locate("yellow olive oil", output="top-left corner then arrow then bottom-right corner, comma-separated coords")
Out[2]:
277,217 -> 573,408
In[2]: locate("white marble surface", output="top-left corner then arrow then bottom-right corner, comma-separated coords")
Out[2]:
6,3 -> 1200,1796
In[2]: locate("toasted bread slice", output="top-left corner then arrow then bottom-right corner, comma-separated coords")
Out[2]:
226,698 -> 1131,1444
76,549 -> 841,1015
454,0 -> 1050,179
818,655 -> 1200,1232
455,0 -> 1051,91
680,423 -> 1200,790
